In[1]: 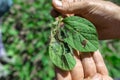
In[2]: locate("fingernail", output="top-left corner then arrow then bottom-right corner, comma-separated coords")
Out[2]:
52,0 -> 62,7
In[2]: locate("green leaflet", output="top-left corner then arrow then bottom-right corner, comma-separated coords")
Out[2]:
49,39 -> 76,71
49,16 -> 99,71
49,20 -> 76,71
63,16 -> 99,52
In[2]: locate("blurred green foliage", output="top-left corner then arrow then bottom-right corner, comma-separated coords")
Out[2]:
2,0 -> 54,80
1,0 -> 120,80
100,40 -> 120,78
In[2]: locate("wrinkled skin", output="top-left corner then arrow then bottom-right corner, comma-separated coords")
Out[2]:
55,50 -> 113,80
52,0 -> 120,40
51,0 -> 120,80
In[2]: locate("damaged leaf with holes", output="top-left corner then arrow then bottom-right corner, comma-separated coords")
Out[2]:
49,16 -> 99,71
49,20 -> 76,71
63,16 -> 99,52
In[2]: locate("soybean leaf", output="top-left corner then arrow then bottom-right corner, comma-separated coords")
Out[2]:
49,29 -> 76,71
63,16 -> 99,52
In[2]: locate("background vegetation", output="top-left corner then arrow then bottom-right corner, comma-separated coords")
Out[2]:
1,0 -> 120,80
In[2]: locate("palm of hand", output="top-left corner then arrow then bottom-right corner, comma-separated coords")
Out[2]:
56,50 -> 113,80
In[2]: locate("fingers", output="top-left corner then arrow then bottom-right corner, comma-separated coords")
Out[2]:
52,0 -> 90,14
70,50 -> 84,80
80,52 -> 97,78
92,50 -> 108,75
55,67 -> 72,80
55,50 -> 111,80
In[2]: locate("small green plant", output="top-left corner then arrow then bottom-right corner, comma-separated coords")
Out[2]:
49,16 -> 99,71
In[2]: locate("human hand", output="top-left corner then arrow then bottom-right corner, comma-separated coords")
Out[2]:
55,50 -> 113,80
52,0 -> 120,40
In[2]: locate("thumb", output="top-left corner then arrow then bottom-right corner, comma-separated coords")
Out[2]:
52,0 -> 63,11
52,0 -> 89,14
